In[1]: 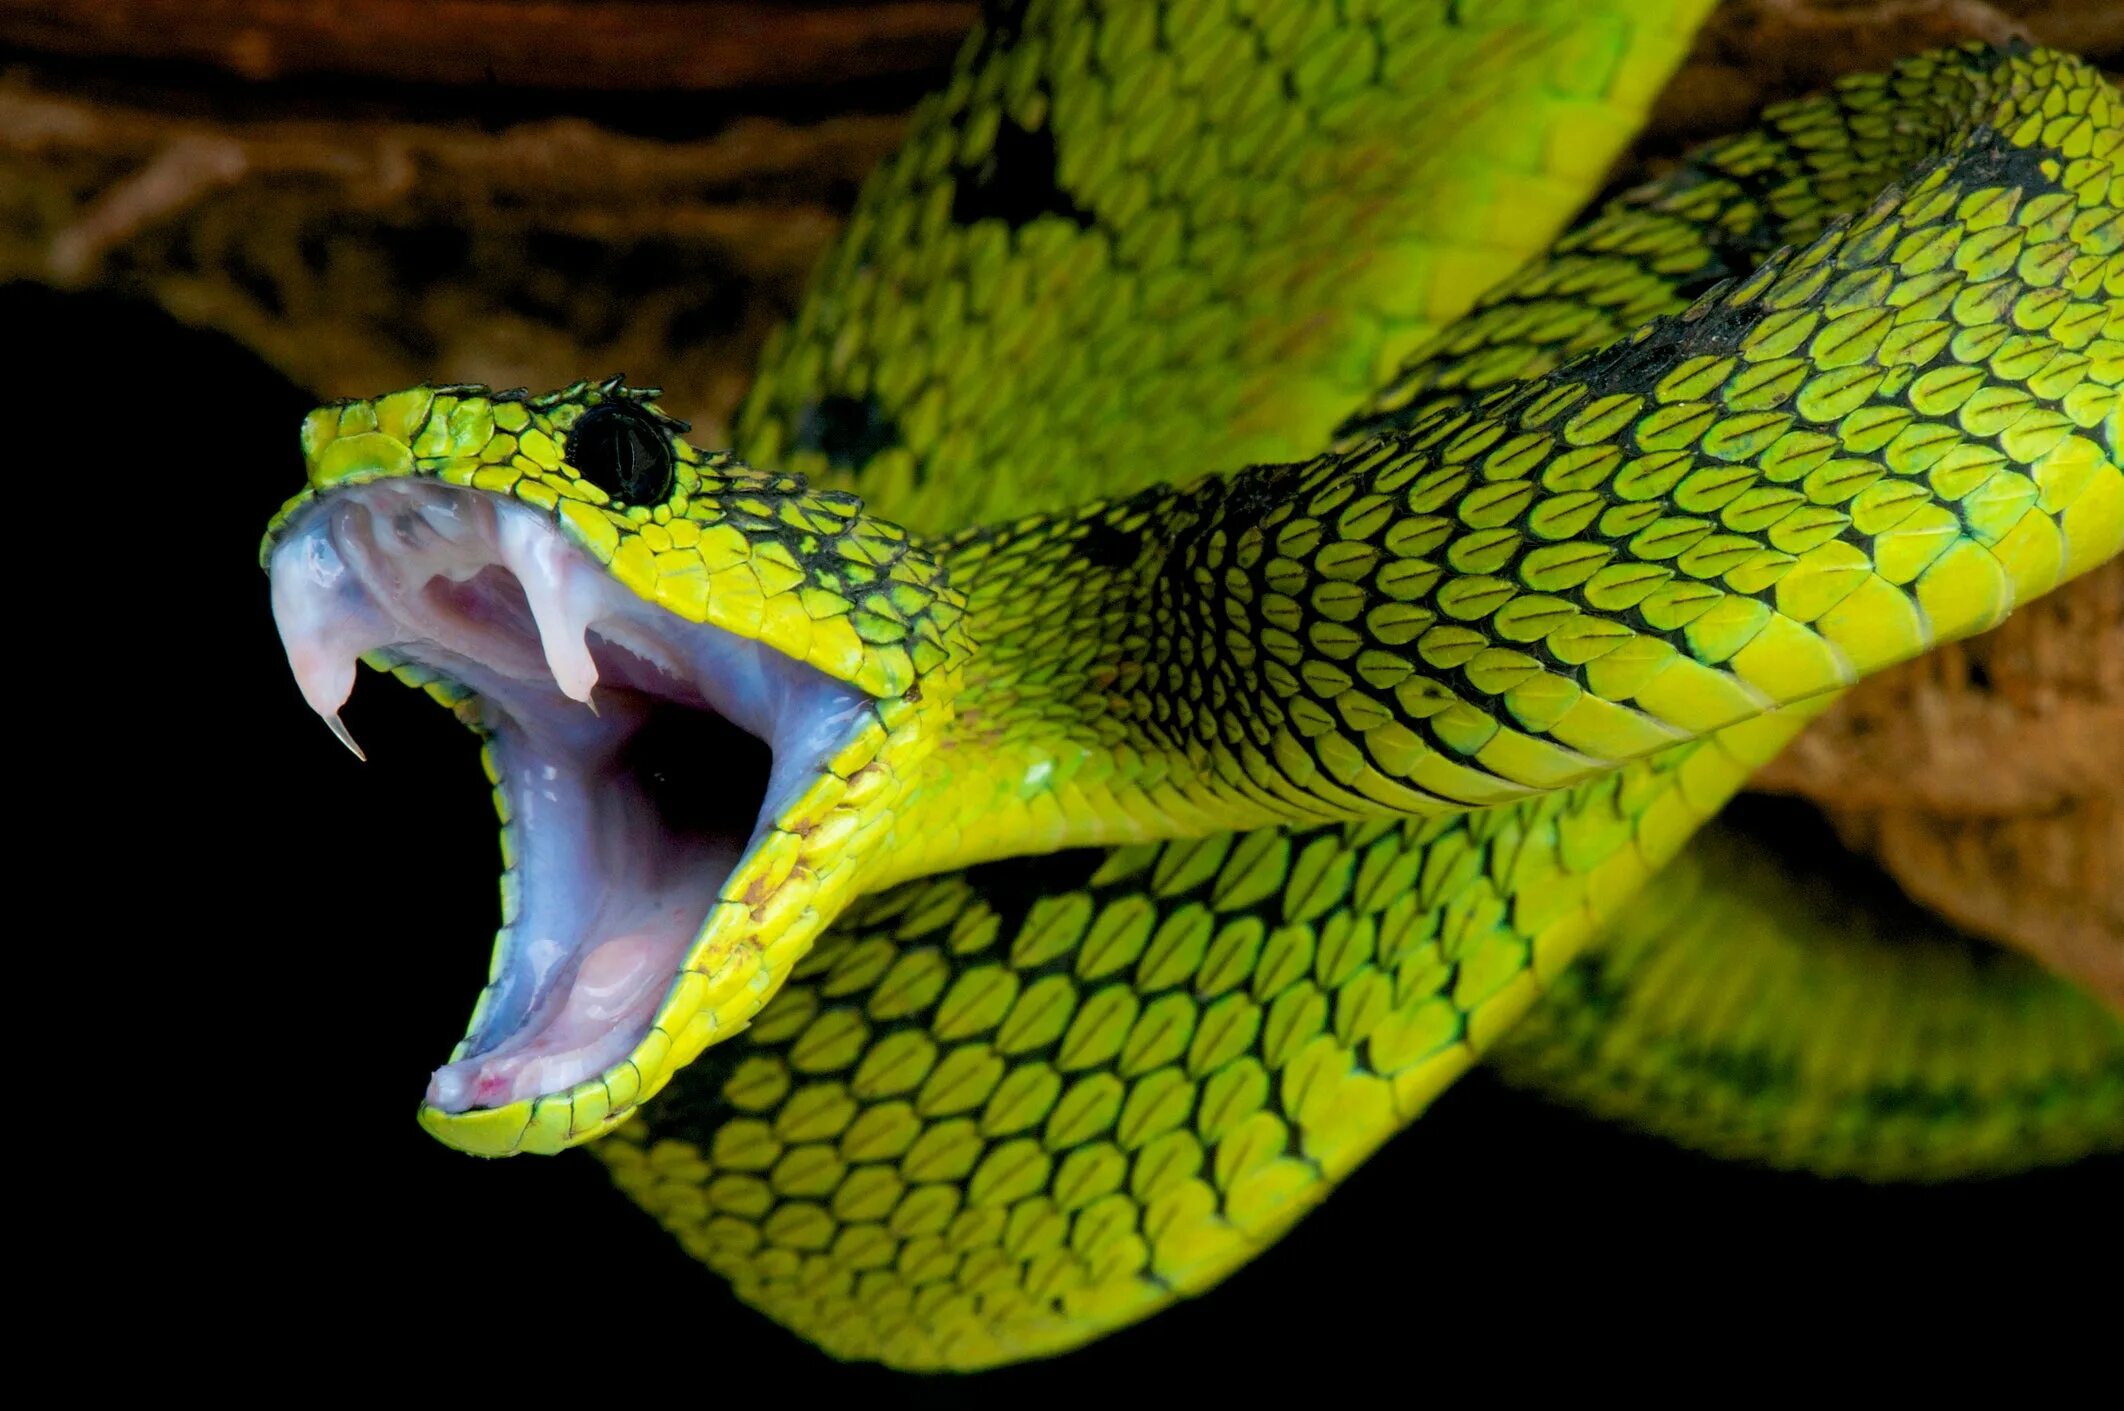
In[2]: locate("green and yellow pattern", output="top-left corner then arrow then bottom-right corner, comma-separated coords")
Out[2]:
616,20 -> 2124,1366
269,378 -> 976,1152
264,0 -> 2123,1372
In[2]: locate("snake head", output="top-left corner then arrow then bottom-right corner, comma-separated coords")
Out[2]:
261,378 -> 970,1154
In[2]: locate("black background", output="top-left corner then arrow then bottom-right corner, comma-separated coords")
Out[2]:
29,277 -> 2118,1395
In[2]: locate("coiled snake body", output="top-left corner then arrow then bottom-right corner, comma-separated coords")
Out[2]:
263,0 -> 2122,1370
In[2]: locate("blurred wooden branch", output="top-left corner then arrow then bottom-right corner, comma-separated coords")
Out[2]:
1753,560 -> 2123,1006
3,0 -> 2118,999
2,71 -> 907,441
1639,0 -> 2121,158
0,1 -> 978,90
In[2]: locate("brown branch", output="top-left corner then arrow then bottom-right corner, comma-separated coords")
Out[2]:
1,68 -> 910,438
1830,799 -> 2124,1008
1755,561 -> 2124,1004
0,1 -> 978,90
1638,0 -> 2122,159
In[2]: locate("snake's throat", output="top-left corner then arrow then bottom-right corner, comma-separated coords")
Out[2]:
267,480 -> 871,1114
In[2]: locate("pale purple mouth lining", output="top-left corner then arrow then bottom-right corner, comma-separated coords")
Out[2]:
269,481 -> 870,1111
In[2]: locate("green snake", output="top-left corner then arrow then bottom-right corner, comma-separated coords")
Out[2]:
261,0 -> 2123,1370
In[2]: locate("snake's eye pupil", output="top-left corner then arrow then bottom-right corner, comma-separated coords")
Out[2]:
569,404 -> 674,504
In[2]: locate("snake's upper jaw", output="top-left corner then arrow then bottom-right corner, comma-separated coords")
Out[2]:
267,479 -> 878,1153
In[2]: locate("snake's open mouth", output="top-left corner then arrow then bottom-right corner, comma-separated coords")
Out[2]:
268,480 -> 872,1118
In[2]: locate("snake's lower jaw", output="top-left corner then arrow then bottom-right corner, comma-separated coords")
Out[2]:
268,479 -> 891,1154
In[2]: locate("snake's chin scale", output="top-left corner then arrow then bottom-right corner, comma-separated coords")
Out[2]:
267,480 -> 872,1115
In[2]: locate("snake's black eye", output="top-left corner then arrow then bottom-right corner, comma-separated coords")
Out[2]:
568,403 -> 674,504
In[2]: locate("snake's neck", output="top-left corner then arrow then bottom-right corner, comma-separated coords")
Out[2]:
877,465 -> 1371,884
869,48 -> 2124,886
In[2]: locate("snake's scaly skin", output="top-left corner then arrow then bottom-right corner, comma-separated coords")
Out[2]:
593,15 -> 2122,1369
260,0 -> 2122,1373
1489,816 -> 2123,1181
1324,35 -> 2124,1168
736,0 -> 1718,525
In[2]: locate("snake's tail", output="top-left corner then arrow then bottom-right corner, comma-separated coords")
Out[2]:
1490,812 -> 2124,1180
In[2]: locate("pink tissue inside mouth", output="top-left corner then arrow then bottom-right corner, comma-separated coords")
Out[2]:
429,930 -> 685,1111
268,480 -> 872,1114
414,710 -> 742,1112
